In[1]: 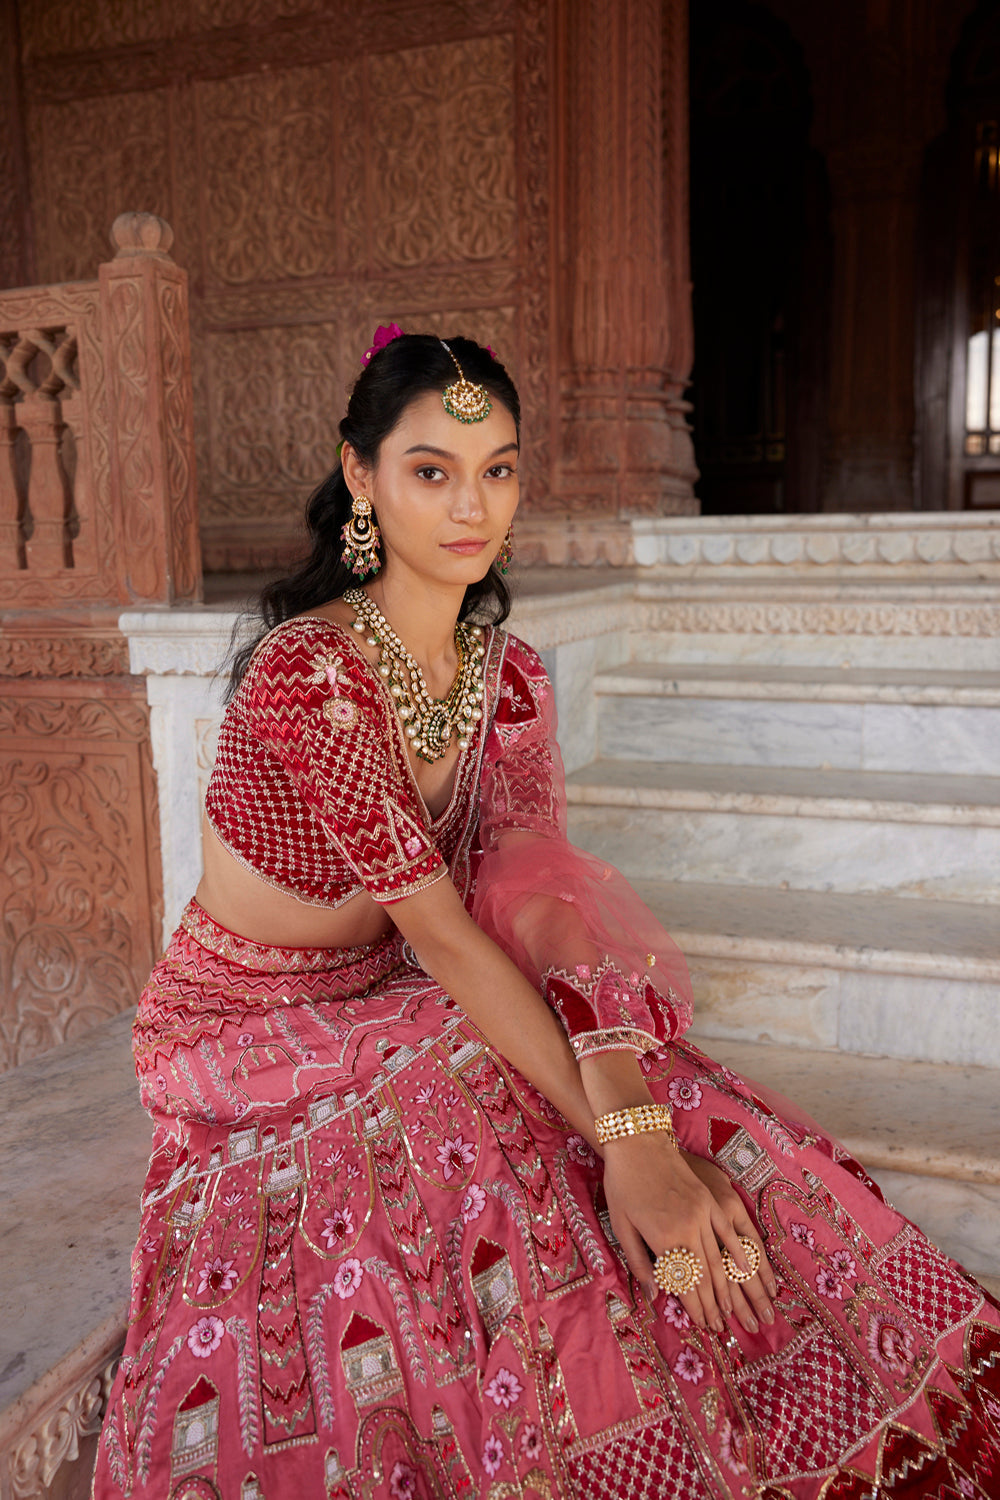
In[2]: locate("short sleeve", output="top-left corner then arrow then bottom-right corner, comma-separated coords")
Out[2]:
237,620 -> 446,903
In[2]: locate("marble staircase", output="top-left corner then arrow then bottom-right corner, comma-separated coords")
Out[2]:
557,525 -> 1000,1284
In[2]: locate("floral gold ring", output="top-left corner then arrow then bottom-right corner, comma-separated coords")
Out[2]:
721,1234 -> 761,1284
653,1247 -> 704,1297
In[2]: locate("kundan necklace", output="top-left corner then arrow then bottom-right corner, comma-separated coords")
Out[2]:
345,588 -> 485,763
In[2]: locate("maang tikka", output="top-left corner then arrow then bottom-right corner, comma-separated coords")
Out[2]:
440,340 -> 492,424
341,495 -> 381,578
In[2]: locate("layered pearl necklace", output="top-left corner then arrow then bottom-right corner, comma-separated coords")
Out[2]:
345,588 -> 485,763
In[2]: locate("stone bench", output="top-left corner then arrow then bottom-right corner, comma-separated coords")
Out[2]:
0,1013 -> 150,1500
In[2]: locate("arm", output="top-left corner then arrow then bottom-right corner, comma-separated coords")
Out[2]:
384,873 -> 597,1143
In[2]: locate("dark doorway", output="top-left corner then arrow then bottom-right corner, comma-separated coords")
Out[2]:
689,1 -> 831,514
918,0 -> 1000,510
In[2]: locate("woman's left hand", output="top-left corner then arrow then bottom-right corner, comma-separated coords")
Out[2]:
680,1149 -> 778,1334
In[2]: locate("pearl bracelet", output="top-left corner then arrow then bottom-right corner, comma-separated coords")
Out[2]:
594,1103 -> 677,1147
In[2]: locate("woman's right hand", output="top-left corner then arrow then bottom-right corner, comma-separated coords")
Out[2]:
601,1132 -> 774,1336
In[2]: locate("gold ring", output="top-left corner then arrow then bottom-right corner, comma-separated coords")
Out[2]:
653,1247 -> 704,1296
721,1234 -> 761,1284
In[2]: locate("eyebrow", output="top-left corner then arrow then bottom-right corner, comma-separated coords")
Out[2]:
402,442 -> 519,459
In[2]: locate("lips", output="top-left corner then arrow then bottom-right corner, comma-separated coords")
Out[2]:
441,539 -> 489,554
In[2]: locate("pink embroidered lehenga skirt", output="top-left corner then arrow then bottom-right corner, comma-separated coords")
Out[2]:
93,901 -> 1000,1500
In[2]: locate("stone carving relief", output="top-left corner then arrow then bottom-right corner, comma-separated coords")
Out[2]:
17,0 -> 555,568
203,322 -> 345,522
29,91 -> 171,285
0,694 -> 161,1073
196,66 -> 338,285
7,1350 -> 119,1500
367,36 -> 516,270
0,283 -> 117,606
0,633 -> 130,677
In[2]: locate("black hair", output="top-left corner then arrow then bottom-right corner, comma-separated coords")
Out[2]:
225,334 -> 519,698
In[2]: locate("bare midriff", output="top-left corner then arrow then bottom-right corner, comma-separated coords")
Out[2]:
194,816 -> 397,950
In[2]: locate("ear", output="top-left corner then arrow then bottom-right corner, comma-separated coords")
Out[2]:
341,442 -> 371,499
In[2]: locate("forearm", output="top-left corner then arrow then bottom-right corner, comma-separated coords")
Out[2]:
391,879 -> 596,1141
431,929 -> 597,1142
579,1048 -> 655,1117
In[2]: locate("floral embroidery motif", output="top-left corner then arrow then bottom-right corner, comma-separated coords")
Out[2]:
482,1435 -> 504,1476
565,1134 -> 597,1167
460,1184 -> 486,1223
718,1416 -> 749,1476
815,1267 -> 845,1299
388,1460 -> 418,1499
667,1076 -> 703,1111
436,1134 -> 476,1181
485,1367 -> 523,1408
520,1424 -> 543,1461
333,1258 -> 364,1299
320,1205 -> 355,1249
866,1310 -> 916,1374
673,1348 -> 706,1384
830,1249 -> 857,1279
790,1222 -> 816,1248
662,1295 -> 692,1331
187,1316 -> 225,1358
196,1258 -> 237,1296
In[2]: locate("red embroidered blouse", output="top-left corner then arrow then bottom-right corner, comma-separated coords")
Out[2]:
206,617 -> 453,906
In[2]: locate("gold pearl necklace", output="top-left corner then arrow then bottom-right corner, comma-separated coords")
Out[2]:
344,588 -> 485,763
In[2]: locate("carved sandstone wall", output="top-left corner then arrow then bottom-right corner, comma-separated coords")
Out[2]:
0,215 -> 199,1070
4,0 -> 696,571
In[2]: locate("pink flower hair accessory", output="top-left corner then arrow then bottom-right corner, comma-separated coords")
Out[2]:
362,323 -> 405,366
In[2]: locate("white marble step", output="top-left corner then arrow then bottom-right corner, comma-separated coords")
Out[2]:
594,662 -> 1000,774
566,760 -> 1000,904
699,1036 -> 1000,1282
621,879 -> 1000,1068
598,660 -> 1000,706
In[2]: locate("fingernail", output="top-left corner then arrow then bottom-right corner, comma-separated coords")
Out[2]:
712,1316 -> 725,1334
767,1280 -> 778,1297
762,1306 -> 775,1325
744,1314 -> 759,1333
722,1299 -> 733,1316
644,1283 -> 657,1302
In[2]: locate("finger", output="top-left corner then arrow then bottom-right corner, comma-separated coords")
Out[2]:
730,1213 -> 778,1298
613,1217 -> 658,1300
700,1226 -> 733,1333
727,1280 -> 760,1335
723,1225 -> 776,1326
686,1227 -> 727,1334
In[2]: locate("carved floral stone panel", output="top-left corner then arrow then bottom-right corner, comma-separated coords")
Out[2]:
0,690 -> 162,1073
366,35 -> 517,270
195,65 -> 339,286
29,90 -> 172,284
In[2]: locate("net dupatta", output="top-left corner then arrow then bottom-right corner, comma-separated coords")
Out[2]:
471,638 -> 694,1061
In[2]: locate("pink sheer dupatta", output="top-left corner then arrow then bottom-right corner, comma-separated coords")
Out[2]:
472,638 -> 694,1060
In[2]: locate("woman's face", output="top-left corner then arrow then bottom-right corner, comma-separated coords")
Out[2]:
343,390 -> 519,590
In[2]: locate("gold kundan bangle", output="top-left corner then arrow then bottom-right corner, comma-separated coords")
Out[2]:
594,1103 -> 677,1147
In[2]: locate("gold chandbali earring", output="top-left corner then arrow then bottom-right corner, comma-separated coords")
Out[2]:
341,495 -> 381,578
344,589 -> 485,763
496,525 -> 513,575
440,340 -> 492,424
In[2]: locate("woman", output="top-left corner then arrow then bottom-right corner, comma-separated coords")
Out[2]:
95,332 -> 1000,1500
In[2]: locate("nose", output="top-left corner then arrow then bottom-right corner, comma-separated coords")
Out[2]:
450,479 -> 486,523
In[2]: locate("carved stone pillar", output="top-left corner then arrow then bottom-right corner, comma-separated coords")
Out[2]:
553,0 -> 697,518
99,212 -> 202,603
